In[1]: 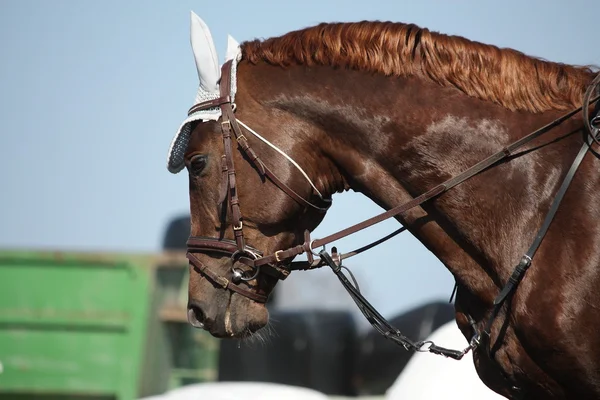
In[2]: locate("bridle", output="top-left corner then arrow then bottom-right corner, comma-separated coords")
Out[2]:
186,60 -> 600,369
185,59 -> 332,303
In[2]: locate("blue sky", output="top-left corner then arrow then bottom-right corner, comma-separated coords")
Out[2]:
1,0 -> 598,319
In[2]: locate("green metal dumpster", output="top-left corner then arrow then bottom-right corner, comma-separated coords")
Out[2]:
0,250 -> 218,400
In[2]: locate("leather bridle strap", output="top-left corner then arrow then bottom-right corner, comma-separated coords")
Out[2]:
186,236 -> 291,281
188,96 -> 232,114
218,61 -> 248,250
186,252 -> 268,303
187,236 -> 261,255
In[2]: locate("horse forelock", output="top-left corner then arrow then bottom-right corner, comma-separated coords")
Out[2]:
241,20 -> 597,113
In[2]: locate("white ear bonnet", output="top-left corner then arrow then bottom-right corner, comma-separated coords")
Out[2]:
167,12 -> 242,174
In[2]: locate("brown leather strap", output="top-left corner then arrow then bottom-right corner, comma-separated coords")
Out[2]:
218,155 -> 229,206
253,244 -> 307,267
188,96 -> 231,115
220,60 -> 233,99
226,278 -> 267,303
187,252 -> 268,303
311,186 -> 446,248
234,134 -> 267,176
187,237 -> 245,254
233,129 -> 331,212
218,61 -> 246,251
237,256 -> 291,280
221,120 -> 245,249
263,165 -> 331,211
187,236 -> 292,280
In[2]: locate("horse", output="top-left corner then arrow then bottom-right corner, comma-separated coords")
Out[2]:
166,12 -> 600,399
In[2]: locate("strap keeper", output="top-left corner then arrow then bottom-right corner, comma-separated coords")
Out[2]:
515,255 -> 532,274
493,255 -> 532,306
216,276 -> 230,289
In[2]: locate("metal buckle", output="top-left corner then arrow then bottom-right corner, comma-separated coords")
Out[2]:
221,120 -> 231,129
274,250 -> 284,262
233,221 -> 243,231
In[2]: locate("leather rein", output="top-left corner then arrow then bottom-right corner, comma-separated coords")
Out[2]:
186,60 -> 600,361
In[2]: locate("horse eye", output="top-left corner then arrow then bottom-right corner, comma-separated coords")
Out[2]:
189,154 -> 208,175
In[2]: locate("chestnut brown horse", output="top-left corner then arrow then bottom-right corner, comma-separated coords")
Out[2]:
167,14 -> 600,399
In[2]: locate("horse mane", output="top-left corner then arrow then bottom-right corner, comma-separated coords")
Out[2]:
241,21 -> 597,113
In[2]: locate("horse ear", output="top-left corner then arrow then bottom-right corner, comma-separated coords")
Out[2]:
226,34 -> 240,62
189,11 -> 220,93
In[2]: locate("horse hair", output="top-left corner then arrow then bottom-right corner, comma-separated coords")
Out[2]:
242,20 -> 598,113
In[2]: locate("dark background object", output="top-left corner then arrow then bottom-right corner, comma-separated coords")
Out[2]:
352,301 -> 456,395
218,310 -> 357,396
162,215 -> 192,251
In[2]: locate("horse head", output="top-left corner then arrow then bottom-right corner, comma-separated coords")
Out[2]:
167,12 -> 338,337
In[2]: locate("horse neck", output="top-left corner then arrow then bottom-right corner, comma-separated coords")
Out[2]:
255,63 -> 588,298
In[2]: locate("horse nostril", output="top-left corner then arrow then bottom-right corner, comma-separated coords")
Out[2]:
187,304 -> 208,329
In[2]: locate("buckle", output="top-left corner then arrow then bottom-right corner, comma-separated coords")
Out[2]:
221,120 -> 231,129
233,221 -> 243,231
274,250 -> 284,262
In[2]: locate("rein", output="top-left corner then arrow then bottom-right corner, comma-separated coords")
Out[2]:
186,60 -> 600,361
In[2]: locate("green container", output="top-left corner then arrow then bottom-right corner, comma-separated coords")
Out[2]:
0,250 -> 218,400
151,257 -> 219,390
